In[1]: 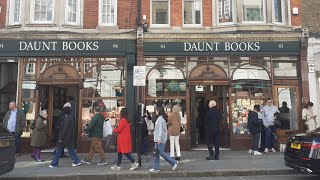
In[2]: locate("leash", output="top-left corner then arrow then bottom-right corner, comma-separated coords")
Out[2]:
267,127 -> 283,144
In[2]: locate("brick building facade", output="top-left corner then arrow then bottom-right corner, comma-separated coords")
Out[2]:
0,0 -> 309,152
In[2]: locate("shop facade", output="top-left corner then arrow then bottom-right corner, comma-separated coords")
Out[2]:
140,33 -> 308,150
0,36 -> 136,152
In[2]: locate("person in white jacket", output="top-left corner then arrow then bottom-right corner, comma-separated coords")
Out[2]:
302,102 -> 319,132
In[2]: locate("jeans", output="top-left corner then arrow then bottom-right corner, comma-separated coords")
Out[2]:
152,143 -> 177,170
51,147 -> 81,167
141,136 -> 148,155
264,125 -> 276,149
252,133 -> 261,151
11,133 -> 21,154
87,137 -> 105,161
169,136 -> 181,157
117,153 -> 135,165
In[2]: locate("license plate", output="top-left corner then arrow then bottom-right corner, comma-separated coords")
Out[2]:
291,143 -> 301,150
0,140 -> 9,147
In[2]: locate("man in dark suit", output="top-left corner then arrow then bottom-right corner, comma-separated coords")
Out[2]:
205,100 -> 221,160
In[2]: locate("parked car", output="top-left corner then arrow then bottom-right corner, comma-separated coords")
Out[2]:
0,124 -> 15,175
284,128 -> 320,175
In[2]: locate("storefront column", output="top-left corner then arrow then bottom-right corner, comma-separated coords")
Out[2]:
300,37 -> 310,103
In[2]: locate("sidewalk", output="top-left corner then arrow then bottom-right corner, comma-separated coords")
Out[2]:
0,150 -> 300,180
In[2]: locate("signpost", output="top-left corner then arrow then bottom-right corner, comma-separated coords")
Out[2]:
133,66 -> 146,167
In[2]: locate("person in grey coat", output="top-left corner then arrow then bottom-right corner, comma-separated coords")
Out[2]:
31,110 -> 48,162
149,107 -> 178,173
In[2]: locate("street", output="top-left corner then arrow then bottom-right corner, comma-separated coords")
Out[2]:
131,175 -> 318,180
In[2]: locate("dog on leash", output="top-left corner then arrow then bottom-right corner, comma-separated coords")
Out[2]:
279,143 -> 286,152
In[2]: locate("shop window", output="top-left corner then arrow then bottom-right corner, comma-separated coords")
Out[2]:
183,0 -> 202,26
231,64 -> 271,135
65,0 -> 80,25
218,0 -> 234,24
99,0 -> 117,26
242,0 -> 265,23
21,101 -> 36,137
22,81 -> 36,99
147,65 -> 186,97
83,64 -> 125,98
151,0 -> 170,26
8,0 -> 22,25
274,62 -> 297,77
277,87 -> 298,130
31,0 -> 54,23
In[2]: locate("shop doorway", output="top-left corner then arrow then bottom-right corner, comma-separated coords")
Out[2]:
38,85 -> 79,146
190,85 -> 229,148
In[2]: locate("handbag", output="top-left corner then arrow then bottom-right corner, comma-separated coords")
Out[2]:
152,144 -> 160,157
145,118 -> 154,131
103,120 -> 113,138
105,134 -> 117,150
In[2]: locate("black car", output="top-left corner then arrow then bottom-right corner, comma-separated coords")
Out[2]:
0,124 -> 15,175
284,128 -> 320,175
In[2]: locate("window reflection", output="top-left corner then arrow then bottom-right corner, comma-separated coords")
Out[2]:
21,101 -> 36,137
22,81 -> 36,99
278,88 -> 298,130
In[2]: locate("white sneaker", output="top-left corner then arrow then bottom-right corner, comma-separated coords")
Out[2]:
172,161 -> 178,171
248,149 -> 253,154
97,161 -> 108,166
270,148 -> 276,152
48,165 -> 57,168
264,148 -> 269,153
149,168 -> 160,172
253,151 -> 262,156
111,165 -> 121,170
72,162 -> 81,167
130,162 -> 139,171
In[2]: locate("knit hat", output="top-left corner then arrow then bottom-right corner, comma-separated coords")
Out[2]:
63,102 -> 71,108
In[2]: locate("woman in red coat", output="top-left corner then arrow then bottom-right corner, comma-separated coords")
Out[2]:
111,108 -> 139,171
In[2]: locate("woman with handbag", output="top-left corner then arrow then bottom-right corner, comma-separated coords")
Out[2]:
110,108 -> 139,171
141,110 -> 152,155
302,102 -> 319,132
168,105 -> 182,160
149,107 -> 178,172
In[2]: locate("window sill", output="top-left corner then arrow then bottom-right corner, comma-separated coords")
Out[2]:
212,24 -> 293,32
26,23 -> 57,27
62,24 -> 82,29
5,24 -> 22,29
96,26 -> 119,30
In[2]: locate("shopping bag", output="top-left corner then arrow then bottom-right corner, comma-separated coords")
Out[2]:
105,134 -> 117,150
146,118 -> 154,131
103,120 -> 113,138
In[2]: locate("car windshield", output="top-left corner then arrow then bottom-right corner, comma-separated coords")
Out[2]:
0,124 -> 12,136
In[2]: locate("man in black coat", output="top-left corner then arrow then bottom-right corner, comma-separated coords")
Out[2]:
205,100 -> 221,160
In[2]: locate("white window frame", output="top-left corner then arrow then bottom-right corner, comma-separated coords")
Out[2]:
98,0 -> 118,26
217,0 -> 236,25
30,0 -> 55,24
183,0 -> 202,27
150,0 -> 170,27
64,0 -> 81,25
26,63 -> 36,75
8,0 -> 22,25
242,0 -> 266,24
272,0 -> 286,25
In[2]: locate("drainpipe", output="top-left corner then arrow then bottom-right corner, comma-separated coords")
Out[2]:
137,0 -> 141,26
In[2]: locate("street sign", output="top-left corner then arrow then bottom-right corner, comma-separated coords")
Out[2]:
133,66 -> 146,86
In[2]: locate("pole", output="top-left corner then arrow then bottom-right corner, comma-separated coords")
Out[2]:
138,102 -> 144,167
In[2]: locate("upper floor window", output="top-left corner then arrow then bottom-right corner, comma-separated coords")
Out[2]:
218,0 -> 234,24
273,0 -> 288,24
31,0 -> 54,23
151,0 -> 170,26
65,0 -> 80,25
242,0 -> 265,23
99,0 -> 117,26
26,63 -> 36,74
183,0 -> 202,26
8,0 -> 22,25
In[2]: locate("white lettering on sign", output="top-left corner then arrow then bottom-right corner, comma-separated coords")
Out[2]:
0,44 -> 4,48
160,44 -> 166,49
184,42 -> 261,52
279,44 -> 284,48
19,41 -> 99,51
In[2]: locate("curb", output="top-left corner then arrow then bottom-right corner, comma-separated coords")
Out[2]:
0,169 -> 301,180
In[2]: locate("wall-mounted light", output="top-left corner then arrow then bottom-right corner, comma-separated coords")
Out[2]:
7,59 -> 16,63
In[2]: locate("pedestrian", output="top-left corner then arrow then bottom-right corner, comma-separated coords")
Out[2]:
2,101 -> 26,157
141,109 -> 151,155
248,105 -> 263,156
168,105 -> 182,160
149,107 -> 178,172
31,110 -> 48,162
261,98 -> 279,153
205,100 -> 221,160
52,105 -> 69,158
302,102 -> 319,132
81,110 -> 108,166
49,103 -> 81,168
110,108 -> 139,171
